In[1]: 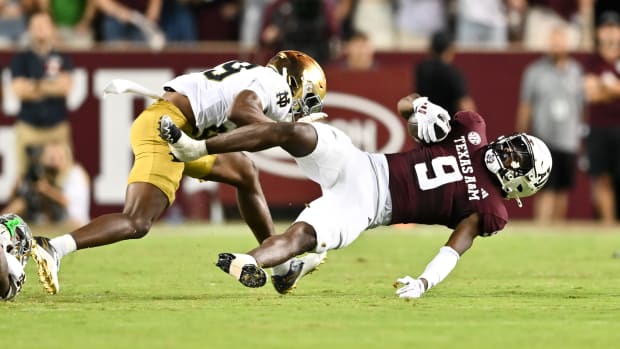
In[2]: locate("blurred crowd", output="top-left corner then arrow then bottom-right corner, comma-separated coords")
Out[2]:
0,1 -> 617,58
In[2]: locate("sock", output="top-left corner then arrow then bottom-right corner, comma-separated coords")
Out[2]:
50,234 -> 77,259
271,259 -> 292,276
228,253 -> 258,279
418,246 -> 460,290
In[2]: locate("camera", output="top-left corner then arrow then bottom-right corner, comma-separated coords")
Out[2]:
17,145 -> 45,220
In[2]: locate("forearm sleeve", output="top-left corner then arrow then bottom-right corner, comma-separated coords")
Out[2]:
418,246 -> 460,290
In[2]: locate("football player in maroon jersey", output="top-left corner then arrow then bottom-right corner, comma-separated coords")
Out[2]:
159,94 -> 552,298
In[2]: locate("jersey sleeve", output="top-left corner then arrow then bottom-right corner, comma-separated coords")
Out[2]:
244,69 -> 292,122
479,212 -> 508,237
453,110 -> 485,127
451,110 -> 487,141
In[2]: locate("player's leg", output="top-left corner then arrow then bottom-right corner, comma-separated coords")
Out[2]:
216,221 -> 318,289
204,122 -> 318,157
162,120 -> 317,159
249,222 -> 318,266
33,100 -> 190,294
68,183 -> 169,248
184,152 -> 275,242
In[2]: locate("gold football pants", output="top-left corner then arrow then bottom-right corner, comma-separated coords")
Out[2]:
128,100 -> 217,205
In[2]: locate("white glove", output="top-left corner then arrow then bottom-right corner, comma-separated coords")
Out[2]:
394,276 -> 426,299
297,112 -> 328,123
159,115 -> 208,162
412,97 -> 451,143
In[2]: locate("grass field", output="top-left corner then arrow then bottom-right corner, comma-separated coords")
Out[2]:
1,222 -> 619,349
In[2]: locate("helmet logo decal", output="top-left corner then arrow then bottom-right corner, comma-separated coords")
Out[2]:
5,217 -> 20,237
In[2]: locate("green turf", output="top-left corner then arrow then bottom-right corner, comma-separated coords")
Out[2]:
1,222 -> 619,349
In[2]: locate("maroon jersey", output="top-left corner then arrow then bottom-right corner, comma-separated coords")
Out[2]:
583,54 -> 620,127
386,111 -> 508,236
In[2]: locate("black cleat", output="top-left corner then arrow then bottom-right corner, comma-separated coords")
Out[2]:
271,252 -> 327,294
216,253 -> 267,288
271,259 -> 304,294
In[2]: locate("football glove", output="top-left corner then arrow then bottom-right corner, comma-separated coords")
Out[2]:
158,115 -> 208,162
412,97 -> 451,143
394,275 -> 426,299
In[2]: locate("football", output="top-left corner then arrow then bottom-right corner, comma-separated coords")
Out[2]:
407,114 -> 449,143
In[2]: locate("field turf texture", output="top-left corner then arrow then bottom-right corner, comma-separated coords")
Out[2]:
1,222 -> 618,349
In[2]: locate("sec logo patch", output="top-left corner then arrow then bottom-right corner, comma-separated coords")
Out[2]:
468,131 -> 481,145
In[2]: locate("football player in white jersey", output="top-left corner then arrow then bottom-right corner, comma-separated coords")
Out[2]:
32,50 -> 328,295
1,214 -> 33,301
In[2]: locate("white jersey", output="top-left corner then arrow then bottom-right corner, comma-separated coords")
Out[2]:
164,61 -> 293,137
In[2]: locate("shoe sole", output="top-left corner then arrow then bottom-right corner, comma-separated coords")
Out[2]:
238,264 -> 267,288
31,244 -> 59,295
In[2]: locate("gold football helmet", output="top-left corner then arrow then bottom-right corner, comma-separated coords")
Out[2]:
267,50 -> 327,120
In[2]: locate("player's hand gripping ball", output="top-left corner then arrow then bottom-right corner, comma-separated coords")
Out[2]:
409,97 -> 451,143
407,114 -> 450,144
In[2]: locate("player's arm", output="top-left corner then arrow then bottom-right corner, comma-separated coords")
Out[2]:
395,213 -> 480,299
228,90 -> 275,127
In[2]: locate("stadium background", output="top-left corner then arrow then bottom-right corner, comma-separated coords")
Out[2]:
0,49 -> 594,220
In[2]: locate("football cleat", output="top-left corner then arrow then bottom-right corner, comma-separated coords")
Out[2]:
158,115 -> 181,144
216,253 -> 267,288
31,236 -> 60,294
271,252 -> 326,294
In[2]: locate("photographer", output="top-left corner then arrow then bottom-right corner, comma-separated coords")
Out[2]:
1,142 -> 90,229
10,12 -> 73,176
